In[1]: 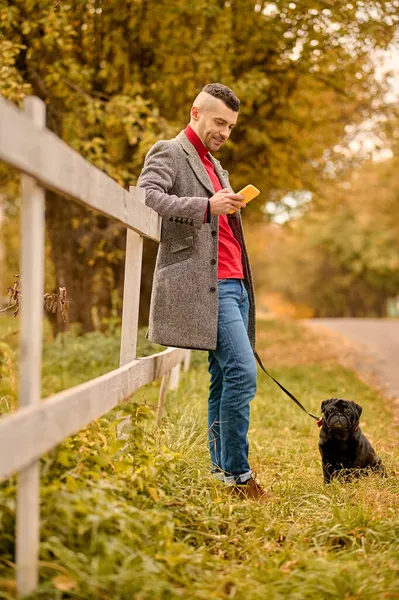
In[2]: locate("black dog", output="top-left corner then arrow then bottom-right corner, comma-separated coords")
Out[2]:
318,398 -> 385,483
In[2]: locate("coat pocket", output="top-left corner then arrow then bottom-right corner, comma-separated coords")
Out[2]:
170,235 -> 194,254
158,235 -> 195,269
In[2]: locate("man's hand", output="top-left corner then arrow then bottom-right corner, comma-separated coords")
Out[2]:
209,188 -> 246,215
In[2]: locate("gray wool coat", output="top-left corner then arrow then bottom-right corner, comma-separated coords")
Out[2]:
137,130 -> 256,351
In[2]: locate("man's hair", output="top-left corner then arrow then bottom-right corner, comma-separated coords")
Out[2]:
202,83 -> 240,112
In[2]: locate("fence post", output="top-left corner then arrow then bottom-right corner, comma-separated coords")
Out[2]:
183,350 -> 191,372
156,372 -> 170,426
0,197 -> 4,306
16,96 -> 46,597
168,362 -> 181,390
118,186 -> 145,436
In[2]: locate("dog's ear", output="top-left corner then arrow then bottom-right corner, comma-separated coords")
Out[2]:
351,401 -> 362,419
321,399 -> 334,413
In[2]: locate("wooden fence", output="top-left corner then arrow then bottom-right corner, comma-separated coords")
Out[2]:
0,95 -> 191,597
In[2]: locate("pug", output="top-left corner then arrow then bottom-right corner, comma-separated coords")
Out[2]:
318,398 -> 385,483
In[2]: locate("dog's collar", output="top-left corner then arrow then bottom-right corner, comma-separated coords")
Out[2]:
318,418 -> 359,432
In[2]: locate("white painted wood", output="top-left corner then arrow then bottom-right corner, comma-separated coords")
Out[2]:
0,197 -> 4,305
0,347 -> 186,480
168,362 -> 181,391
17,464 -> 40,596
117,186 -> 145,438
119,186 -> 145,367
183,350 -> 191,373
0,94 -> 193,598
16,96 -> 46,597
156,373 -> 170,426
0,96 -> 161,242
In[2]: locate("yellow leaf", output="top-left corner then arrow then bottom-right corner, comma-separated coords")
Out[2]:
0,578 -> 16,591
52,575 -> 78,591
148,487 -> 159,502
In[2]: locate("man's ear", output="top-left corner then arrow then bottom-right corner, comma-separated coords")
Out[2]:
191,106 -> 200,120
321,399 -> 334,413
351,401 -> 362,419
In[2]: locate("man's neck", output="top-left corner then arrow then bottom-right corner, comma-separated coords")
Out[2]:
188,122 -> 207,149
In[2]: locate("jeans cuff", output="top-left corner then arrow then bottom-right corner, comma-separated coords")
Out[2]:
224,470 -> 252,485
212,471 -> 226,482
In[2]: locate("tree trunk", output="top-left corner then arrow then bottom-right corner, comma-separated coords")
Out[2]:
138,237 -> 157,326
45,193 -> 95,334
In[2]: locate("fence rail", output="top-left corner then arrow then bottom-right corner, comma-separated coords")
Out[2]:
0,96 -> 161,241
0,95 -> 190,597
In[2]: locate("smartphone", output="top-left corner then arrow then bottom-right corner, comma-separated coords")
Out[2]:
228,184 -> 260,214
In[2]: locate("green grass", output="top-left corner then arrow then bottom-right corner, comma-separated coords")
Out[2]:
0,317 -> 398,599
0,314 -> 165,410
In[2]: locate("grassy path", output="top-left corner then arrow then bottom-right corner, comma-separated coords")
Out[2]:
0,317 -> 398,599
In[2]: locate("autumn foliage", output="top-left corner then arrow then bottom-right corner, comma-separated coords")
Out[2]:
1,0 -> 398,324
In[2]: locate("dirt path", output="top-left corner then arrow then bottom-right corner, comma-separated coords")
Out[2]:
304,318 -> 399,423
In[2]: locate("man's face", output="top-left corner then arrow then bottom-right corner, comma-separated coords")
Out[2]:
191,98 -> 238,152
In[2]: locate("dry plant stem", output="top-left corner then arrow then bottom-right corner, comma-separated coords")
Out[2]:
2,274 -> 69,321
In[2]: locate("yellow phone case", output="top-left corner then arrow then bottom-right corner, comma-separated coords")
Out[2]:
228,184 -> 260,214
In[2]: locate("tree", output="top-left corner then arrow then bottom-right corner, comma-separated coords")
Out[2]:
260,155 -> 399,317
1,0 -> 398,330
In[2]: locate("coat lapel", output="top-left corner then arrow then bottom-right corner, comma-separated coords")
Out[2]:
176,131 -> 221,196
208,155 -> 230,190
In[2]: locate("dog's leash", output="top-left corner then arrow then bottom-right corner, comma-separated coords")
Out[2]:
254,350 -> 322,426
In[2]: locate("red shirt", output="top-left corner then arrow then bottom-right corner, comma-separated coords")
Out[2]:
184,125 -> 243,280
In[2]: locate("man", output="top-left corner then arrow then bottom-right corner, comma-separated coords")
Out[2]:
137,83 -> 266,501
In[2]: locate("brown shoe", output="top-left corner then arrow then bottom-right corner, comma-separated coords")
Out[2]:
228,476 -> 276,503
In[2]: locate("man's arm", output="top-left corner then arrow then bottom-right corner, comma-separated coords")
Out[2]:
137,140 -> 209,230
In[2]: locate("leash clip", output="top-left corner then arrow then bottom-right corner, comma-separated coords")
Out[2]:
317,417 -> 323,428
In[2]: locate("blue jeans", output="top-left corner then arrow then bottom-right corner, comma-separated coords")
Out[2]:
207,278 -> 257,484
